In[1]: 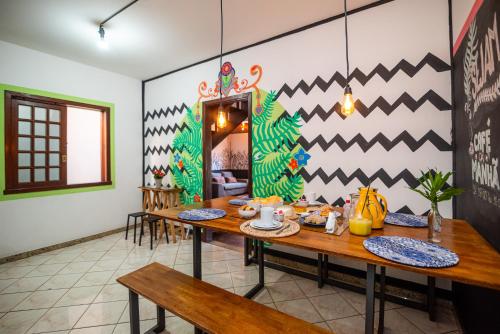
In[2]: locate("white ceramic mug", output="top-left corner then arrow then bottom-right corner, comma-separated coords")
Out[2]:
260,207 -> 274,226
305,192 -> 316,202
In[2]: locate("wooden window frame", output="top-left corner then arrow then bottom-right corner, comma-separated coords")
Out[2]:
4,91 -> 112,195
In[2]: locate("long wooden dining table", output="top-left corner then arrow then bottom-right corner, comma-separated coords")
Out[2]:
152,196 -> 500,334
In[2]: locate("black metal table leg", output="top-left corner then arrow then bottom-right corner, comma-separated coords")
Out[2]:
244,237 -> 251,266
323,254 -> 329,283
318,253 -> 324,288
378,266 -> 386,334
129,290 -> 140,334
427,276 -> 436,321
244,240 -> 265,299
365,263 -> 376,334
192,226 -> 202,334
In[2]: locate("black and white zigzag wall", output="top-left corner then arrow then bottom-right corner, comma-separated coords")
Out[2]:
144,0 -> 453,216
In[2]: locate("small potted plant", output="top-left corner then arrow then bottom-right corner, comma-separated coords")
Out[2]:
152,169 -> 165,188
410,170 -> 463,243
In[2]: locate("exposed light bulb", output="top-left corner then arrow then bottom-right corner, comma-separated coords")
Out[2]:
98,25 -> 108,50
217,105 -> 227,129
341,84 -> 355,116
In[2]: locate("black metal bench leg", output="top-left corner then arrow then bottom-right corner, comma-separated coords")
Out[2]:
365,263 -> 376,334
428,276 -> 436,321
125,216 -> 130,240
378,266 -> 386,334
318,253 -> 324,288
192,226 -> 202,334
129,290 -> 140,334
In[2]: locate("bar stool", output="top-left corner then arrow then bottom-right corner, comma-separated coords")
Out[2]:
139,214 -> 169,250
125,212 -> 147,243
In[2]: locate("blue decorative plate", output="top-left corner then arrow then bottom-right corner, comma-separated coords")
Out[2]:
385,212 -> 428,227
178,208 -> 226,221
363,236 -> 459,268
228,199 -> 249,206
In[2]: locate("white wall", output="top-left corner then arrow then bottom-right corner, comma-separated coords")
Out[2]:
452,0 -> 476,43
0,40 -> 142,258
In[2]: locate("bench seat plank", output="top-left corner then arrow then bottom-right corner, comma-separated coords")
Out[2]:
117,262 -> 331,334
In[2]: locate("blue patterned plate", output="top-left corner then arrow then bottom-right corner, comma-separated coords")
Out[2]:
228,199 -> 249,206
178,208 -> 226,221
363,236 -> 459,268
385,212 -> 427,227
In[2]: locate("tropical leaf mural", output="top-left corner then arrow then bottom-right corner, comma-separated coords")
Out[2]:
170,104 -> 203,204
252,90 -> 305,201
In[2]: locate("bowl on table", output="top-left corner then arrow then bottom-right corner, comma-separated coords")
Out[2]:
238,205 -> 257,218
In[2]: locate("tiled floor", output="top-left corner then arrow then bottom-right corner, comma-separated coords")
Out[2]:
0,231 -> 462,334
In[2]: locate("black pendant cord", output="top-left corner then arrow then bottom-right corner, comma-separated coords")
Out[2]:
344,0 -> 350,83
219,0 -> 224,104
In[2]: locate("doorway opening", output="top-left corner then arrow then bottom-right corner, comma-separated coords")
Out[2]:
202,92 -> 252,249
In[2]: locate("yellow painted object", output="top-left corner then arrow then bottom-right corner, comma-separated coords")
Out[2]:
355,188 -> 388,229
348,217 -> 372,236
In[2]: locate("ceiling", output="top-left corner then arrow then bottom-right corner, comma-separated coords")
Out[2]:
0,0 -> 380,80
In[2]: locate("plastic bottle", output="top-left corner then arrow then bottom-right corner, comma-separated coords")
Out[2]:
342,196 -> 352,220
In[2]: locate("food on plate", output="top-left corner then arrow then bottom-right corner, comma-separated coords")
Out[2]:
240,205 -> 255,211
304,214 -> 327,225
319,205 -> 335,217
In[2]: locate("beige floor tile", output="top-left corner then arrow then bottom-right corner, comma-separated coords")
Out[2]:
314,321 -> 332,332
29,305 -> 88,333
164,316 -> 194,334
2,276 -> 51,293
149,255 -> 176,266
264,268 -> 294,283
15,256 -> 51,267
267,280 -> 306,302
55,286 -> 103,307
39,274 -> 83,290
173,264 -> 193,276
0,265 -> 37,279
89,260 -> 124,273
25,263 -> 67,277
201,261 -> 229,275
202,273 -> 233,289
69,324 -> 115,333
275,298 -> 323,323
76,251 -> 106,262
230,269 -> 259,287
0,292 -> 32,312
119,298 -> 172,323
44,253 -> 81,264
234,286 -> 273,304
295,278 -> 336,297
74,271 -> 114,287
59,262 -> 96,275
0,279 -> 17,292
396,306 -> 458,334
225,259 -> 256,272
75,301 -> 127,328
93,284 -> 128,303
174,252 -> 193,265
0,309 -> 47,334
374,309 -> 424,334
327,315 -> 366,334
338,289 -> 400,314
309,293 -> 359,320
0,312 -> 5,318
13,289 -> 68,311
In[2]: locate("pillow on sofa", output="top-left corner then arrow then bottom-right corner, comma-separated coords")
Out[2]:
221,171 -> 234,178
225,176 -> 237,183
212,176 -> 225,184
212,172 -> 222,178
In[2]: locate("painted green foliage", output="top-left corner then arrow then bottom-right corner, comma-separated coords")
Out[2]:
170,104 -> 203,204
252,90 -> 304,201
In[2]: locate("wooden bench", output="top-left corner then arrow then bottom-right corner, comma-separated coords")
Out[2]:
117,262 -> 332,334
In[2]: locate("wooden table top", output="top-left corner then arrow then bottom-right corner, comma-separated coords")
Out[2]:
118,263 -> 331,334
152,196 -> 500,291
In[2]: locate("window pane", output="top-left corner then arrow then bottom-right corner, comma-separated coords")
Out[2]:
49,139 -> 60,151
18,153 -> 30,167
18,169 -> 30,183
34,168 -> 46,182
49,109 -> 60,122
18,137 -> 31,151
49,153 -> 59,166
18,105 -> 31,119
34,153 -> 45,167
49,124 -> 60,137
35,123 -> 46,136
35,107 -> 47,121
35,138 -> 46,151
49,168 -> 59,181
18,121 -> 31,135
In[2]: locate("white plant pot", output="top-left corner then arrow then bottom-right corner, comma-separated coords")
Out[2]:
154,178 -> 162,188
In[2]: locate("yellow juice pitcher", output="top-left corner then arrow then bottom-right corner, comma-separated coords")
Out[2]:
356,187 -> 388,229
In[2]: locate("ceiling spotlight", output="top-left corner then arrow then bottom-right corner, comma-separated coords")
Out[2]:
97,25 -> 108,49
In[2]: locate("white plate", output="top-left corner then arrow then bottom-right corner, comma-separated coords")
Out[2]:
250,220 -> 283,230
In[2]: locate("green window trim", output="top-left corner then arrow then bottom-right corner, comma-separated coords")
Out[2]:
0,83 -> 116,201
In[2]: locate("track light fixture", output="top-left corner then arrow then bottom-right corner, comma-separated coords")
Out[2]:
97,0 -> 139,50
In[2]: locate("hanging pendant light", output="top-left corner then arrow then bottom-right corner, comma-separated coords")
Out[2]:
341,0 -> 355,116
216,0 -> 227,129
